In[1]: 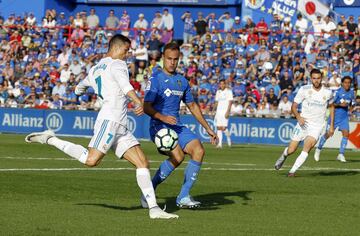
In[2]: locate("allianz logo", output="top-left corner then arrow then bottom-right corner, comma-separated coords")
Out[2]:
2,112 -> 97,131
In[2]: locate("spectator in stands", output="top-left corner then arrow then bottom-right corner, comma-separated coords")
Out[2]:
281,17 -> 293,33
294,13 -> 308,33
322,15 -> 336,39
105,9 -> 119,31
219,12 -> 234,33
151,11 -> 162,30
26,12 -> 37,26
147,33 -> 163,58
194,12 -> 207,37
87,8 -> 99,29
70,25 -> 85,46
73,12 -> 84,28
134,13 -> 148,36
347,15 -> 357,39
181,11 -> 194,44
119,10 -> 131,37
256,17 -> 268,38
278,95 -> 292,118
159,8 -> 174,31
206,13 -> 219,33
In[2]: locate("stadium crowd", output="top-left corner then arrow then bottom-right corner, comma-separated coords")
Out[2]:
0,9 -> 359,120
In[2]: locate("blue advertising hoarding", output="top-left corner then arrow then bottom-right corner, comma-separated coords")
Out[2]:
0,108 -> 297,146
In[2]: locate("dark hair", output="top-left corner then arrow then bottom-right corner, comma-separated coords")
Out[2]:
108,34 -> 131,50
163,41 -> 180,54
310,68 -> 322,76
219,79 -> 226,83
341,76 -> 352,83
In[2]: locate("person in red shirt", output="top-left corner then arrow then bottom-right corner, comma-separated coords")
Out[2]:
256,17 -> 268,39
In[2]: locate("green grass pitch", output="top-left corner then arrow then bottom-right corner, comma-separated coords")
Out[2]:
0,134 -> 360,235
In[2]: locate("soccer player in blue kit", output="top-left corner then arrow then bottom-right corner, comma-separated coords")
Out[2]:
314,76 -> 355,162
143,42 -> 218,208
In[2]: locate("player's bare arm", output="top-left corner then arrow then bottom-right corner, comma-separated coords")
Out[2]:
144,101 -> 177,125
291,102 -> 305,126
186,102 -> 218,145
127,90 -> 144,116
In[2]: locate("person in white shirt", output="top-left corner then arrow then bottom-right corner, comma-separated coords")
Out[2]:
25,34 -> 178,220
274,69 -> 335,176
26,13 -> 37,26
158,8 -> 174,31
59,64 -> 71,83
230,99 -> 243,116
134,42 -> 148,62
278,95 -> 292,118
213,80 -> 233,148
322,15 -> 336,39
134,13 -> 148,35
294,14 -> 308,33
86,8 -> 100,29
312,14 -> 324,38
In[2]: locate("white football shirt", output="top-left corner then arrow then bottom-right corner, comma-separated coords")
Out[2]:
294,85 -> 333,125
215,88 -> 233,113
79,57 -> 134,126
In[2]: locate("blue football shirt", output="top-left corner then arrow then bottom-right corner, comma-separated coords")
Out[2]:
333,87 -> 355,120
144,70 -> 194,126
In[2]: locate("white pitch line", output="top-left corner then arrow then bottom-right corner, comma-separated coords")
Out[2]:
0,167 -> 360,172
0,156 -> 256,166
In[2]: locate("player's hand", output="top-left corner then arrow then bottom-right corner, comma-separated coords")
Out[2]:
297,116 -> 306,127
161,115 -> 177,125
328,127 -> 335,137
207,129 -> 218,145
133,104 -> 144,116
225,112 -> 230,119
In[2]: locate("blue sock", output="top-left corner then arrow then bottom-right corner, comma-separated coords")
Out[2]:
318,135 -> 327,150
340,137 -> 348,155
152,160 -> 175,190
177,160 -> 202,201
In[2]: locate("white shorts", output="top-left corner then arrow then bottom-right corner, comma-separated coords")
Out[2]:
291,122 -> 325,142
88,119 -> 139,158
214,112 -> 229,127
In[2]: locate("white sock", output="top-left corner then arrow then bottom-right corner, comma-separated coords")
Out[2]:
224,129 -> 231,146
289,151 -> 308,174
283,147 -> 289,157
47,137 -> 88,164
217,130 -> 223,146
136,168 -> 158,209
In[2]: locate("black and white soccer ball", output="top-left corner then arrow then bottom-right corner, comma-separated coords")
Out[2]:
154,128 -> 178,152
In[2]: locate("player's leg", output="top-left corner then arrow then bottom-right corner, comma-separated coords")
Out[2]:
176,138 -> 204,208
288,135 -> 317,175
25,129 -> 105,167
337,121 -> 350,162
224,127 -> 232,147
315,120 -> 333,161
216,126 -> 223,148
113,133 -> 178,219
151,144 -> 185,190
274,140 -> 299,170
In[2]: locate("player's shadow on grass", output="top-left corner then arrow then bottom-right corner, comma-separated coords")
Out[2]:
75,191 -> 253,212
163,190 -> 253,212
75,203 -> 143,211
311,171 -> 359,176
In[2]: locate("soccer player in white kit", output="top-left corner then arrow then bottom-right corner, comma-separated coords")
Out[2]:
213,79 -> 233,148
25,35 -> 178,219
274,69 -> 335,176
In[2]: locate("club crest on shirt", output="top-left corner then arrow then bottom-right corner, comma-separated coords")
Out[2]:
323,96 -> 326,101
177,79 -> 182,88
145,80 -> 151,91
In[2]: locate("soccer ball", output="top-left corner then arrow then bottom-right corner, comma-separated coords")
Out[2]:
154,128 -> 178,152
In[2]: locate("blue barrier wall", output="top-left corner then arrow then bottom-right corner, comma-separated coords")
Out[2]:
0,108 -> 297,146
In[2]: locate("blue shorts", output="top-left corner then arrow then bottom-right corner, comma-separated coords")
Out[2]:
327,117 -> 349,131
149,122 -> 199,150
